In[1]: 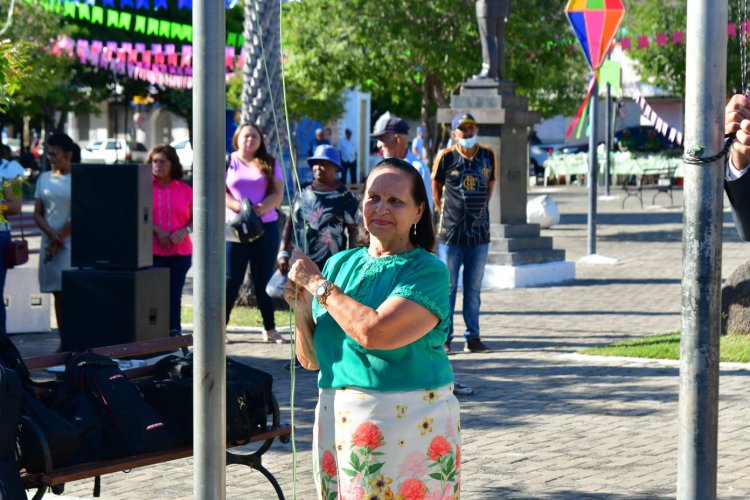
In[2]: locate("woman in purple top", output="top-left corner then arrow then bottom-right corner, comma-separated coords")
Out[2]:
225,123 -> 288,344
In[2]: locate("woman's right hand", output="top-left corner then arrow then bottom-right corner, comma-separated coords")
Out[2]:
288,250 -> 324,295
154,226 -> 171,249
283,279 -> 312,310
46,228 -> 65,246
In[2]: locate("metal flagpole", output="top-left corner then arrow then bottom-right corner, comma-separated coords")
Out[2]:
605,82 -> 612,197
193,0 -> 227,498
677,1 -> 726,498
587,79 -> 599,256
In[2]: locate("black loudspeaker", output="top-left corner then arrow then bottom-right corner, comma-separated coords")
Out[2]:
61,268 -> 169,351
71,163 -> 152,269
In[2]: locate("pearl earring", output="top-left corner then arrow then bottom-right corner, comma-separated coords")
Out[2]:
413,223 -> 417,235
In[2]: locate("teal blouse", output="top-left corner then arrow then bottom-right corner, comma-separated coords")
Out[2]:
311,246 -> 454,391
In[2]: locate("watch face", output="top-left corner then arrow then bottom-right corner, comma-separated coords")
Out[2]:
316,283 -> 327,297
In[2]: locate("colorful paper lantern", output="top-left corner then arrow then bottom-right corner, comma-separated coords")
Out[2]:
565,0 -> 625,70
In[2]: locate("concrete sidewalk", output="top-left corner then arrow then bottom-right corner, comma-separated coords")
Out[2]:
17,185 -> 750,498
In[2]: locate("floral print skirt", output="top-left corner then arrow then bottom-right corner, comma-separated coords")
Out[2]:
313,384 -> 461,500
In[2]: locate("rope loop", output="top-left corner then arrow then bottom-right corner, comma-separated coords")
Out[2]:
682,134 -> 735,165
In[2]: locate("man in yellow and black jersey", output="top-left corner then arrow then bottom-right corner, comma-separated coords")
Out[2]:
432,113 -> 497,354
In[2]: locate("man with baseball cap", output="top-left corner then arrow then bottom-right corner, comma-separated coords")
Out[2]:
431,113 -> 496,354
371,114 -> 434,212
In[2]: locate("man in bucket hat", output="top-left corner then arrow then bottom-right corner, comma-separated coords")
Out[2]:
432,113 -> 496,354
277,144 -> 358,273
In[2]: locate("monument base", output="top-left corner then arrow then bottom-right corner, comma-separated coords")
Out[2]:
4,268 -> 51,334
483,261 -> 576,289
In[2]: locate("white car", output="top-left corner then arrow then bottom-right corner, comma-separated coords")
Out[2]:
80,139 -> 148,164
171,139 -> 193,174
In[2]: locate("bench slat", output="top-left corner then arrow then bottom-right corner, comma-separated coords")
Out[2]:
24,425 -> 292,486
20,334 -> 291,497
24,335 -> 193,371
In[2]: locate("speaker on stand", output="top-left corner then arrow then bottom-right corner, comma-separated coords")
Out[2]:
63,164 -> 171,350
71,163 -> 152,269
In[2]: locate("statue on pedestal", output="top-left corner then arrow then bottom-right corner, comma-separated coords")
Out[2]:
474,0 -> 511,81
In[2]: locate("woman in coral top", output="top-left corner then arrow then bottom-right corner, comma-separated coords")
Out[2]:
285,158 -> 460,499
150,144 -> 192,335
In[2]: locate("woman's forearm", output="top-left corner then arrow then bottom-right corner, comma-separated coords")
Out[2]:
308,278 -> 435,351
260,191 -> 283,214
295,307 -> 318,370
225,192 -> 241,213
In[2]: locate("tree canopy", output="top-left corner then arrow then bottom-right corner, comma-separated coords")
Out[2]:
281,0 -> 588,124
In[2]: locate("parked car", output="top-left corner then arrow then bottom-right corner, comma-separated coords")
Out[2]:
4,138 -> 21,157
170,139 -> 193,174
529,136 -> 564,180
80,139 -> 148,164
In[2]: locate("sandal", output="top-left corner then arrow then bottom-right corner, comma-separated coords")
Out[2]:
262,329 -> 289,345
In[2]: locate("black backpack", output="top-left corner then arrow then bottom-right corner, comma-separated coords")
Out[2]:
64,352 -> 187,457
0,333 -> 81,473
0,362 -> 24,500
140,353 -> 273,444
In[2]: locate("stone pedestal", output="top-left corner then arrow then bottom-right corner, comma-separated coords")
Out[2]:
437,79 -> 575,288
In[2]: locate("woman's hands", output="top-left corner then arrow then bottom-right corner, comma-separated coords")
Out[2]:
169,227 -> 189,244
44,239 -> 63,263
284,250 -> 324,309
154,226 -> 171,249
283,279 -> 312,311
154,226 -> 190,249
726,94 -> 750,170
287,250 -> 324,295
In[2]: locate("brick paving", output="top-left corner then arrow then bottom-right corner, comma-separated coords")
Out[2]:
15,185 -> 750,498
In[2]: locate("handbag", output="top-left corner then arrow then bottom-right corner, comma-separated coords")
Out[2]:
226,198 -> 265,243
3,209 -> 28,268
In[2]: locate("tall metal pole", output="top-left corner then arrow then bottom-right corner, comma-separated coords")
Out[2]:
605,83 -> 612,197
587,80 -> 599,256
677,1 -> 726,498
193,1 -> 226,498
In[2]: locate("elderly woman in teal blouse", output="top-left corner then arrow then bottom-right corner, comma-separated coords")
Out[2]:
285,158 -> 460,499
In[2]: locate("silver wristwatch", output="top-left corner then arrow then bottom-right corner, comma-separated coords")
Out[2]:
314,280 -> 334,307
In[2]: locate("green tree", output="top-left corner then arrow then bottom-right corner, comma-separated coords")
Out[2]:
620,0 -> 687,96
282,0 -> 587,126
621,0 -> 750,97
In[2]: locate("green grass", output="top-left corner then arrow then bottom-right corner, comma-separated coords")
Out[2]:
582,332 -> 750,363
181,306 -> 293,328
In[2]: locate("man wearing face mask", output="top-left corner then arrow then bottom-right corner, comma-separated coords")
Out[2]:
432,113 -> 496,354
371,115 -> 434,213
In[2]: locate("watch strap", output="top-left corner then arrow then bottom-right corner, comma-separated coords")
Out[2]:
316,280 -> 334,307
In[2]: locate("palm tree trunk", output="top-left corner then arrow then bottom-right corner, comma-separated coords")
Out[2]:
241,0 -> 286,156
236,0 -> 287,307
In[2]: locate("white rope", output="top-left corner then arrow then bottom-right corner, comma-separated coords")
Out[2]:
248,1 -> 312,497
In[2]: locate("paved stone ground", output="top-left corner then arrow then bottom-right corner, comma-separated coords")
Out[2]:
15,185 -> 750,498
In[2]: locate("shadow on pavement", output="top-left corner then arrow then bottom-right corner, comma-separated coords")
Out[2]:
467,485 -> 672,499
477,308 -> 678,316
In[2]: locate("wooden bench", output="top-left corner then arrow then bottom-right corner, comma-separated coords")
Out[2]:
621,166 -> 676,209
19,335 -> 293,499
